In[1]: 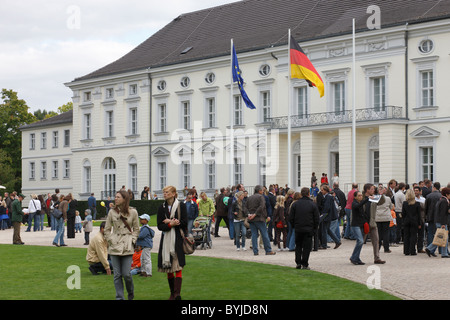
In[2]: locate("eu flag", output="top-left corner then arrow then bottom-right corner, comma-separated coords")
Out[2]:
232,45 -> 256,110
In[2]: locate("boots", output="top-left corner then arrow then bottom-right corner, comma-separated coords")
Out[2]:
174,277 -> 182,300
168,277 -> 175,300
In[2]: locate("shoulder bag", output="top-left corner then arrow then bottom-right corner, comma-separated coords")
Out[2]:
177,205 -> 195,255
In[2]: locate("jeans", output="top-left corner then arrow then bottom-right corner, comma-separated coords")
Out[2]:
321,220 -> 340,248
249,221 -> 273,254
111,255 -> 134,300
53,217 -> 65,245
344,209 -> 355,239
26,212 -> 39,232
427,222 -> 436,247
234,220 -> 246,249
350,226 -> 364,262
427,223 -> 448,256
50,214 -> 57,231
39,213 -> 45,230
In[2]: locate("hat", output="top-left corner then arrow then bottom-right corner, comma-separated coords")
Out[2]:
139,214 -> 150,221
18,193 -> 25,198
85,209 -> 91,215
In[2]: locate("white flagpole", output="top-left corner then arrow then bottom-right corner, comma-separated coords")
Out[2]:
230,38 -> 234,187
352,19 -> 356,183
287,29 -> 292,189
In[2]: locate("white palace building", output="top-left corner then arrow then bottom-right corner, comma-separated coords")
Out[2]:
21,0 -> 450,199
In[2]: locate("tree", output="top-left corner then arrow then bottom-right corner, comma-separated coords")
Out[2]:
0,89 -> 36,191
57,102 -> 73,114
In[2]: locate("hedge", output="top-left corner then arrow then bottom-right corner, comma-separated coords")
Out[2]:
76,200 -> 165,220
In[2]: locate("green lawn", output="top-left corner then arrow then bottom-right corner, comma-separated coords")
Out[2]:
0,244 -> 399,300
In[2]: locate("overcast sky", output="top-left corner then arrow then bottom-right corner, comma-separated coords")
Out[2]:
0,0 -> 240,112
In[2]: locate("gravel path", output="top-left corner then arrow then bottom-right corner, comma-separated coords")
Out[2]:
2,224 -> 449,300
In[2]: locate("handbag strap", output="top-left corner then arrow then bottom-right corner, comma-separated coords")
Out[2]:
119,214 -> 132,233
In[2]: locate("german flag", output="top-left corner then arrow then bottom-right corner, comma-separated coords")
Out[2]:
290,35 -> 324,98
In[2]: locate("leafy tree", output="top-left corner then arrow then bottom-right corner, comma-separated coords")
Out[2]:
0,89 -> 36,191
57,102 -> 73,114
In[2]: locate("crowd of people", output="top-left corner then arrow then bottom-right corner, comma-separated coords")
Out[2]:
3,176 -> 450,300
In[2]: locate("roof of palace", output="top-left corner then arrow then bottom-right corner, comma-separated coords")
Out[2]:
20,109 -> 73,130
72,0 -> 450,82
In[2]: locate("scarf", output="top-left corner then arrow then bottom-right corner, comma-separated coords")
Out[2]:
161,198 -> 179,268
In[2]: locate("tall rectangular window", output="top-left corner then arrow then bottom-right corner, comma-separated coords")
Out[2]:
64,130 -> 70,147
84,114 -> 91,140
182,101 -> 190,130
41,132 -> 47,149
29,162 -> 35,180
261,91 -> 271,122
182,161 -> 191,188
40,161 -> 47,180
159,104 -> 167,132
52,160 -> 58,179
52,131 -> 59,148
130,108 -> 138,135
63,160 -> 70,178
234,158 -> 242,185
333,82 -> 345,114
234,95 -> 243,126
84,166 -> 91,193
297,87 -> 308,118
207,162 -> 216,189
30,133 -> 35,150
420,147 -> 434,181
206,98 -> 216,128
372,77 -> 385,111
421,71 -> 434,107
158,162 -> 167,190
106,111 -> 114,137
129,163 -> 137,191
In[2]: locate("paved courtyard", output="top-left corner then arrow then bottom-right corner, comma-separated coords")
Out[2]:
1,224 -> 449,300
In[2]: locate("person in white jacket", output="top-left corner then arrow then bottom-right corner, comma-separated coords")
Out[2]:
26,194 -> 41,232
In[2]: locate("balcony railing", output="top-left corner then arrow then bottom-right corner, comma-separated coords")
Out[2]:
268,106 -> 405,129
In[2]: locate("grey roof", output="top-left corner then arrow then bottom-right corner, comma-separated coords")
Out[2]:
73,0 -> 450,82
20,109 -> 73,130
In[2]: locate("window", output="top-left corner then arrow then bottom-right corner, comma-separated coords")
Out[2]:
234,158 -> 242,185
41,132 -> 47,149
420,147 -> 434,181
206,98 -> 216,128
64,130 -> 70,147
181,101 -> 191,130
206,161 -> 216,189
129,158 -> 138,192
421,70 -> 434,107
106,88 -> 114,99
129,84 -> 138,95
30,133 -> 35,150
296,87 -> 308,118
159,104 -> 167,132
29,162 -> 35,180
233,95 -> 243,126
157,80 -> 166,92
129,108 -> 138,135
205,72 -> 215,84
371,77 -> 386,111
332,82 -> 345,114
40,161 -> 47,180
63,160 -> 70,178
259,64 -> 271,77
52,131 -> 58,148
106,110 -> 114,137
83,91 -> 91,102
84,113 -> 91,140
103,158 -> 116,198
158,162 -> 167,190
83,160 -> 91,193
261,91 -> 271,122
181,161 -> 191,188
52,161 -> 58,179
180,77 -> 190,88
419,39 -> 434,54
372,150 -> 380,184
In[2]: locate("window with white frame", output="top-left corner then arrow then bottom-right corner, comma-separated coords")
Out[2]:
52,131 -> 58,148
181,161 -> 191,188
63,160 -> 70,178
52,160 -> 58,179
234,157 -> 242,185
41,132 -> 47,149
129,84 -> 138,96
332,81 -> 345,114
158,162 -> 167,190
29,162 -> 35,180
129,108 -> 138,135
420,146 -> 434,181
261,91 -> 271,122
105,110 -> 114,138
83,160 -> 91,193
106,88 -> 114,99
371,77 -> 385,111
233,95 -> 243,126
181,101 -> 191,130
296,86 -> 308,118
84,113 -> 91,140
206,97 -> 216,128
64,130 -> 70,147
83,91 -> 91,102
40,161 -> 47,180
206,161 -> 216,189
159,103 -> 167,132
129,157 -> 138,192
421,70 -> 434,107
30,133 -> 35,150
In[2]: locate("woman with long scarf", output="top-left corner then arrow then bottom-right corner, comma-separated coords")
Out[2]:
157,185 -> 188,300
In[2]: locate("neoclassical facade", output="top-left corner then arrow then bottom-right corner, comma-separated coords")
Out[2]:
27,0 -> 449,198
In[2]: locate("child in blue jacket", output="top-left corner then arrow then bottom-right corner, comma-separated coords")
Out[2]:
136,214 -> 155,277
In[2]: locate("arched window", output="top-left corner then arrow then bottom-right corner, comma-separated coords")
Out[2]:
103,157 -> 116,199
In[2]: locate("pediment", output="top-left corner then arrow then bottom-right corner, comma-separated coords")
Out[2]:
410,126 -> 440,138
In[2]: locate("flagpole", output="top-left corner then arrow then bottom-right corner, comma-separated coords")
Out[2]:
230,38 -> 234,188
352,19 -> 356,183
287,29 -> 292,189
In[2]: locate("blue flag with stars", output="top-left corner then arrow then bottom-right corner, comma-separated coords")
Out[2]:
232,44 -> 256,110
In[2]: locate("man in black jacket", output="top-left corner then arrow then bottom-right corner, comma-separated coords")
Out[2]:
289,188 -> 320,269
425,182 -> 441,247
